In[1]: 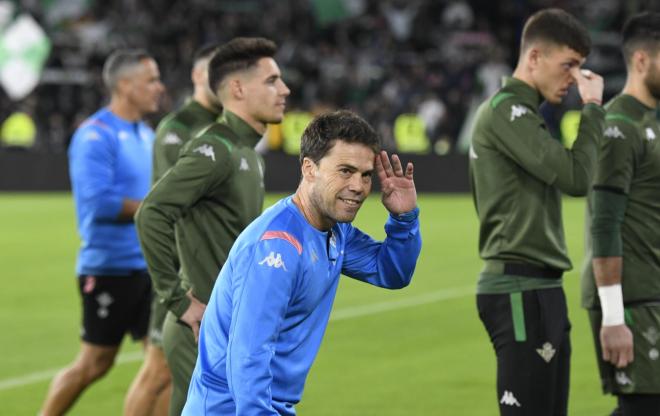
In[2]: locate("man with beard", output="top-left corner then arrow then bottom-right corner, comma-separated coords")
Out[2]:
182,110 -> 422,415
136,37 -> 290,415
581,12 -> 660,416
470,8 -> 604,415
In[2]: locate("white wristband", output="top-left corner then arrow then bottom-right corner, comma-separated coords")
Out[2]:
598,284 -> 624,327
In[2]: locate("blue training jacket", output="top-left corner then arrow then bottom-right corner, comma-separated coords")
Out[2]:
68,108 -> 154,275
183,196 -> 422,415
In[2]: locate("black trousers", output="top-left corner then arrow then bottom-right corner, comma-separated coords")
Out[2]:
477,288 -> 571,416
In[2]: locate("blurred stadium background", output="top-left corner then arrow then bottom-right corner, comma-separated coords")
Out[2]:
1,0 -> 659,414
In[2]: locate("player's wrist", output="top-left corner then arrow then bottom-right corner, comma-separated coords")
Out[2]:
583,98 -> 602,106
390,207 -> 419,222
598,284 -> 624,327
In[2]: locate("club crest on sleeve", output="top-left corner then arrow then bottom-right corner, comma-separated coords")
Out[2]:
604,126 -> 625,139
510,104 -> 528,121
259,251 -> 287,271
193,144 -> 216,161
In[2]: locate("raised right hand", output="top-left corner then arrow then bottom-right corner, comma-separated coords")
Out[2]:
571,67 -> 604,106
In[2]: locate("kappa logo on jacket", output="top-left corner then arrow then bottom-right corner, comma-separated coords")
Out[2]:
510,105 -> 528,121
239,157 -> 250,171
163,132 -> 182,145
646,127 -> 656,141
193,144 -> 216,161
259,251 -> 288,271
604,126 -> 625,139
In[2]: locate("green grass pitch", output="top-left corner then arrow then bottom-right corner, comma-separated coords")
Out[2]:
0,193 -> 616,415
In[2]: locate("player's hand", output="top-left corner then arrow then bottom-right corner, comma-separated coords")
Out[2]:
571,67 -> 603,106
180,290 -> 206,343
600,324 -> 634,368
375,150 -> 417,215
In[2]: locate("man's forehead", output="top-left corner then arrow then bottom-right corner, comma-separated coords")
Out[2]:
544,43 -> 586,62
322,140 -> 376,168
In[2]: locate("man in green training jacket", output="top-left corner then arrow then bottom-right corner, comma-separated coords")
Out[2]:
470,9 -> 604,415
136,37 -> 290,416
124,44 -> 221,416
581,12 -> 660,416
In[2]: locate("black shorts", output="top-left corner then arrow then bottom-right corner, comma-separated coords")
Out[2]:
78,271 -> 152,346
477,288 -> 571,416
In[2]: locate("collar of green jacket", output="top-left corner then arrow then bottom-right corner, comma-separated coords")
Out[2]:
186,99 -> 221,121
609,94 -> 657,121
217,110 -> 263,147
500,76 -> 543,110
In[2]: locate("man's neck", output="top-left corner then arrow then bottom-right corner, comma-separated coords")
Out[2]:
511,64 -> 536,91
223,103 -> 266,135
292,189 -> 332,231
622,76 -> 658,109
108,97 -> 142,122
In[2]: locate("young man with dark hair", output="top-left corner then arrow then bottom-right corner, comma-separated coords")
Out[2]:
135,37 -> 290,415
581,12 -> 660,416
124,43 -> 222,416
182,110 -> 422,415
470,8 -> 605,415
40,49 -> 164,416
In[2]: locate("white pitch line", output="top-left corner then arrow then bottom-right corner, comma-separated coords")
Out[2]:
0,286 -> 473,391
0,351 -> 145,391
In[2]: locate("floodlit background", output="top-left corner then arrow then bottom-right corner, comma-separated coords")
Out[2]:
1,1 -> 659,414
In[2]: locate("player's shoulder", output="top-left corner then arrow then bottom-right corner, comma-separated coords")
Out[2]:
72,109 -> 117,145
246,200 -> 306,252
181,128 -> 233,162
489,88 -> 536,122
603,97 -> 641,142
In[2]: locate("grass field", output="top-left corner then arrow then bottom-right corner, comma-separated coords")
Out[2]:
0,193 -> 616,415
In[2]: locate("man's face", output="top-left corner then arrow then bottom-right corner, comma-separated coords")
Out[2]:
644,50 -> 660,101
533,45 -> 585,104
307,140 -> 375,229
123,58 -> 165,116
241,57 -> 290,125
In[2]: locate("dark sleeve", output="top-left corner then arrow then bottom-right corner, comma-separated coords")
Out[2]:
490,101 -> 605,196
136,136 -> 232,317
591,120 -> 640,257
153,119 -> 191,183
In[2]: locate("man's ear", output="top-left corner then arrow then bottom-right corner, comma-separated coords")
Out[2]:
301,157 -> 317,182
115,77 -> 131,96
191,65 -> 203,86
632,50 -> 649,75
527,47 -> 541,69
228,78 -> 244,100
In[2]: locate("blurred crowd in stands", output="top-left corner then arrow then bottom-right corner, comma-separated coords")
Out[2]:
0,0 -> 654,154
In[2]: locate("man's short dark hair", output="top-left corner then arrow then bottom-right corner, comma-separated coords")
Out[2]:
102,49 -> 153,92
192,43 -> 220,66
299,110 -> 380,165
207,37 -> 277,94
622,12 -> 660,65
520,8 -> 591,57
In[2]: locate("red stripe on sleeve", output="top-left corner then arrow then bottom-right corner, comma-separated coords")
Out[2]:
261,231 -> 302,255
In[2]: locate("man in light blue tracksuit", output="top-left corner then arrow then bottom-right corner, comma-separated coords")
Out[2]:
183,110 -> 422,415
